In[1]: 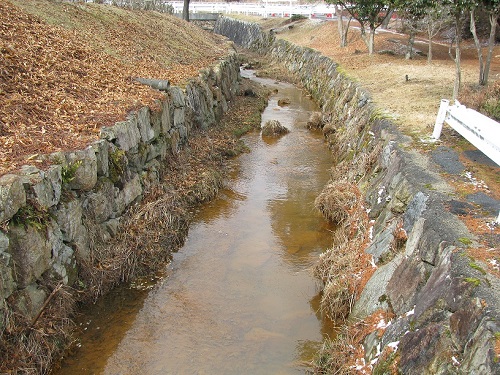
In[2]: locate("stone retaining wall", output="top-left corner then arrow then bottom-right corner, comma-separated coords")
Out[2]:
0,52 -> 239,327
215,17 -> 500,374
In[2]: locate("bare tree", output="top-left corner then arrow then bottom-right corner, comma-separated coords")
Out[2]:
334,4 -> 352,47
326,0 -> 395,54
447,0 -> 474,100
423,5 -> 452,63
470,0 -> 500,85
183,0 -> 190,21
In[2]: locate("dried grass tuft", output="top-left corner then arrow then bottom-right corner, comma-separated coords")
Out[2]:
315,181 -> 360,225
261,119 -> 290,136
312,328 -> 358,375
306,112 -> 324,129
0,285 -> 76,375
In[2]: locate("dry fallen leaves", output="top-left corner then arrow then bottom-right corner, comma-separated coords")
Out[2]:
0,0 -> 227,176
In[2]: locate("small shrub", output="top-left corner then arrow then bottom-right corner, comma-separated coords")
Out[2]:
61,160 -> 82,185
11,202 -> 51,231
290,14 -> 307,22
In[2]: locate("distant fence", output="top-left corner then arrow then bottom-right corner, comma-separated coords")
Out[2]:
170,1 -> 337,19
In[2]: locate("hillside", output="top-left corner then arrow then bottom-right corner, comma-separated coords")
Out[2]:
1,0 -> 228,175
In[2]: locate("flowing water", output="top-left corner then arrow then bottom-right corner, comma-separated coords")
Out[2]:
55,71 -> 334,374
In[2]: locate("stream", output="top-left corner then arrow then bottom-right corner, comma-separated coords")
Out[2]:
55,70 -> 335,374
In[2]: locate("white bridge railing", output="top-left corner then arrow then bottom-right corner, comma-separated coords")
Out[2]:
433,99 -> 500,222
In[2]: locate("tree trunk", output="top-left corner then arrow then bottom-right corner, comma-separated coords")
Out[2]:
406,30 -> 416,60
183,0 -> 190,22
470,8 -> 485,85
449,14 -> 462,101
483,13 -> 499,85
427,23 -> 433,63
336,6 -> 348,47
359,25 -> 375,54
368,28 -> 375,54
381,9 -> 393,29
454,45 -> 461,100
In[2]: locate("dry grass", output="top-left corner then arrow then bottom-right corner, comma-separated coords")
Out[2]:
315,181 -> 361,225
0,285 -> 76,374
1,0 -> 228,176
313,180 -> 374,322
312,310 -> 396,374
261,119 -> 290,136
307,112 -> 324,130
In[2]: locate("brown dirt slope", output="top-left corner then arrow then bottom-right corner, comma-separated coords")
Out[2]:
0,0 -> 228,176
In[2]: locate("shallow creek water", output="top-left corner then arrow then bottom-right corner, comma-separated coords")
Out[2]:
55,71 -> 335,374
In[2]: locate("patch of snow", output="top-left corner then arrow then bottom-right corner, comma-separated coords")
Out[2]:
462,170 -> 489,191
404,307 -> 415,317
376,319 -> 391,330
489,258 -> 499,271
387,341 -> 399,351
377,186 -> 385,204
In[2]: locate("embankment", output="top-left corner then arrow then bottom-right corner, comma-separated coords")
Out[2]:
0,51 -> 240,372
215,17 -> 500,373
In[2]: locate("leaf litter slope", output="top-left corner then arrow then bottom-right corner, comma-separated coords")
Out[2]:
0,0 -> 228,176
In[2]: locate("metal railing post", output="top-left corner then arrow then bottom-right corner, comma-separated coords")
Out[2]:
432,99 -> 450,140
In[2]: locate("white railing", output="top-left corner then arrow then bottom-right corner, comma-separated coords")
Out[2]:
433,99 -> 500,222
169,1 -> 336,19
433,99 -> 500,167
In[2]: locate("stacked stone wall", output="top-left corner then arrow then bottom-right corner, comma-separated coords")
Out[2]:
0,51 -> 240,327
215,17 -> 500,373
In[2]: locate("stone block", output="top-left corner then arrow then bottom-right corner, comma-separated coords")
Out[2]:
66,147 -> 98,191
19,165 -> 62,209
91,139 -> 109,177
8,224 -> 53,288
47,243 -> 75,285
0,251 -> 16,300
11,284 -> 47,320
150,102 -> 163,138
136,106 -> 155,143
83,178 -> 116,224
0,174 -> 26,223
114,174 -> 143,216
386,254 -> 426,316
173,107 -> 185,131
146,136 -> 169,162
351,253 -> 403,320
101,117 -> 141,152
170,129 -> 180,153
160,96 -> 173,134
169,86 -> 185,108
54,197 -> 84,242
366,220 -> 396,264
0,230 -> 9,252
